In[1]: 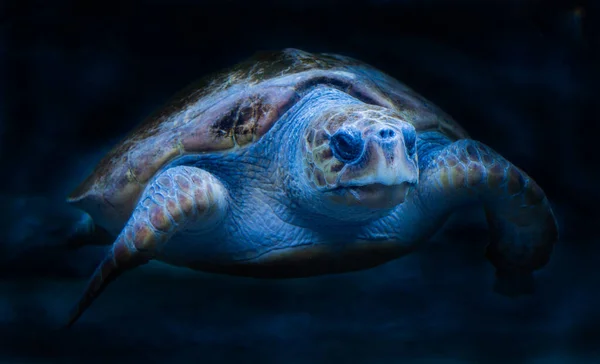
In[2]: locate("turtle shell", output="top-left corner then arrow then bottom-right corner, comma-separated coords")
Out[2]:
68,48 -> 468,231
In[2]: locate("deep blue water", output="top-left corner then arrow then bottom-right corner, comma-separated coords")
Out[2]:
1,1 -> 599,362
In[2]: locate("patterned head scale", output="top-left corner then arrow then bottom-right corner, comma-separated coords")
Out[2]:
302,103 -> 419,208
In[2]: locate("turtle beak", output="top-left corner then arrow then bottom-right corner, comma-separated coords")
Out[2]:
337,125 -> 418,188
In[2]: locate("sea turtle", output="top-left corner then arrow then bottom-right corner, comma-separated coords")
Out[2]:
65,48 -> 558,327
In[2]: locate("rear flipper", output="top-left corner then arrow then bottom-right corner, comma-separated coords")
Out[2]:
0,195 -> 112,260
66,220 -> 113,249
65,166 -> 229,327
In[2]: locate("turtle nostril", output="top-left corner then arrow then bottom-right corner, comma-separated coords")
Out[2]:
378,128 -> 396,139
330,128 -> 364,164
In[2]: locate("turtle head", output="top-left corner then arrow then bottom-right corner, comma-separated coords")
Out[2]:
301,104 -> 419,212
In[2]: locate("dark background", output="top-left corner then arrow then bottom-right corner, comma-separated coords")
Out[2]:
1,0 -> 600,362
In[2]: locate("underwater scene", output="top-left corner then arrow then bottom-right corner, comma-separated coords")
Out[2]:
1,0 -> 599,363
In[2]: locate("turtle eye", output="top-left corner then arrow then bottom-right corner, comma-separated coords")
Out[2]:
402,128 -> 416,156
330,128 -> 364,164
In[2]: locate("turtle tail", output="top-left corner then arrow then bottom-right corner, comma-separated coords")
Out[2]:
65,238 -> 150,328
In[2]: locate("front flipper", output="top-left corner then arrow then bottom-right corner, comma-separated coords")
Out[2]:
420,139 -> 558,296
65,166 -> 229,327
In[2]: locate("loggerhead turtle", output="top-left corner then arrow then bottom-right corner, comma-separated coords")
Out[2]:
65,48 -> 558,327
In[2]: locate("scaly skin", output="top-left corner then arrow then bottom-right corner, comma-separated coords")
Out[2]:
65,87 -> 558,327
66,166 -> 228,327
418,139 -> 558,294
